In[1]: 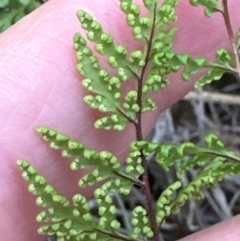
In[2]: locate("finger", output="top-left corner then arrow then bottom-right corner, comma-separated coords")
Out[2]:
178,214 -> 240,241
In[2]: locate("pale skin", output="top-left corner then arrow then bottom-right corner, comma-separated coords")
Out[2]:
0,0 -> 240,240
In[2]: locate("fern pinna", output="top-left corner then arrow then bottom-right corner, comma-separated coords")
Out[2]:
0,0 -> 43,33
18,0 -> 240,241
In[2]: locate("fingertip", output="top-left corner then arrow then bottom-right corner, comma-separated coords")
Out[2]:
178,214 -> 240,241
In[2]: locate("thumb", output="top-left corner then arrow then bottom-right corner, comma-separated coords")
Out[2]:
178,214 -> 240,241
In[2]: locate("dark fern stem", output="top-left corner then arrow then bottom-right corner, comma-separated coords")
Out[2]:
134,3 -> 160,241
222,0 -> 240,79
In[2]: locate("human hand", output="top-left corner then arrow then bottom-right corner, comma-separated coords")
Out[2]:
0,0 -> 239,240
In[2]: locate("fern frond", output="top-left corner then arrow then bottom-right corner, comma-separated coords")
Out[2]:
94,182 -> 120,230
194,67 -> 225,87
155,154 -> 240,224
74,35 -> 122,109
155,133 -> 240,173
0,0 -> 41,33
154,135 -> 240,222
142,0 -> 158,12
155,0 -> 178,25
189,0 -> 223,17
170,156 -> 240,214
131,206 -> 153,239
37,127 -> 138,194
17,160 -> 96,241
18,160 -> 138,241
169,32 -> 236,87
120,0 -> 153,41
145,2 -> 178,94
76,10 -> 132,76
16,1 -> 240,241
74,0 -> 179,131
170,51 -> 230,85
74,30 -> 134,130
94,114 -> 129,130
195,48 -> 234,87
125,148 -> 144,178
156,181 -> 181,224
37,127 -> 121,182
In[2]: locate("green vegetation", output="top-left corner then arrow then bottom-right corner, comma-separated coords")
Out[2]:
0,0 -> 46,32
